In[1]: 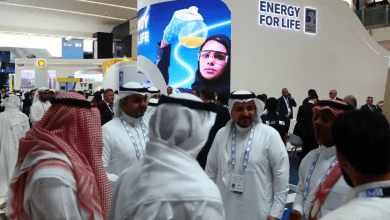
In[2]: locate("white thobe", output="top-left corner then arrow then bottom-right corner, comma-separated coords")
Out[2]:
206,122 -> 289,220
29,100 -> 51,124
321,181 -> 390,220
0,111 -> 29,200
102,112 -> 149,188
23,165 -> 100,220
293,146 -> 353,219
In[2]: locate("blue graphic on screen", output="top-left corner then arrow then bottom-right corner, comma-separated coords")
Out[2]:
138,0 -> 231,90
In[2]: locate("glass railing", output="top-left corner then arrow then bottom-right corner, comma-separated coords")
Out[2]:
356,4 -> 389,29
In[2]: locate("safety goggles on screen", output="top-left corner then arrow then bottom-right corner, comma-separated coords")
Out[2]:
198,50 -> 229,63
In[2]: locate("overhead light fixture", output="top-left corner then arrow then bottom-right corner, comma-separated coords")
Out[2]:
75,0 -> 137,10
0,2 -> 127,21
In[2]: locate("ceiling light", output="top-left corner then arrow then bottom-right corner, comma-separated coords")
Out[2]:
75,0 -> 137,10
0,2 -> 127,21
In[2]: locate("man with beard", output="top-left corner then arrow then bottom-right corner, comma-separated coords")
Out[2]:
288,100 -> 353,220
206,90 -> 289,220
102,82 -> 150,188
321,110 -> 390,219
29,87 -> 51,125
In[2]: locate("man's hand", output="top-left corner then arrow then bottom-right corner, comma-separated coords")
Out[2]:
288,93 -> 293,99
287,210 -> 302,220
285,115 -> 290,120
267,216 -> 280,220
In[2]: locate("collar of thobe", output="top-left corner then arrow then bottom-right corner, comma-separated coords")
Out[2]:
121,111 -> 139,127
235,123 -> 252,134
320,145 -> 336,159
346,180 -> 390,202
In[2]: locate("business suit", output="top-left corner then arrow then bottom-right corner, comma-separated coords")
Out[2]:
277,95 -> 297,133
294,102 -> 318,160
97,101 -> 114,126
196,101 -> 230,169
361,104 -> 377,112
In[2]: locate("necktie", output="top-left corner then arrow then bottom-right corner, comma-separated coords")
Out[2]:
108,104 -> 114,117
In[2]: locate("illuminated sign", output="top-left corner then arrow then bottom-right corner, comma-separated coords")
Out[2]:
305,8 -> 317,34
138,6 -> 150,45
259,1 -> 301,30
37,60 -> 46,67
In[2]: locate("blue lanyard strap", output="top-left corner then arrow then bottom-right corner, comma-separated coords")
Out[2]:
304,148 -> 338,199
120,115 -> 148,160
355,186 -> 390,198
231,123 -> 255,167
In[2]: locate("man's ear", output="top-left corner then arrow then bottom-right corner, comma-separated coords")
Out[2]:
200,95 -> 206,102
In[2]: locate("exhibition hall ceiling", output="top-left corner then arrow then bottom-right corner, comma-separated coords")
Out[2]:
0,0 -> 138,38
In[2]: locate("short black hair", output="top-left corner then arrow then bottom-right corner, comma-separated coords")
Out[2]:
332,110 -> 390,175
309,91 -> 318,100
308,89 -> 316,96
200,85 -> 215,100
265,97 -> 278,113
217,90 -> 229,105
261,94 -> 267,100
257,95 -> 266,103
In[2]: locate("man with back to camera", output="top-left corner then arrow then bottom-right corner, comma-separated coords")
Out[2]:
302,89 -> 316,105
277,88 -> 297,145
360,96 -> 377,112
102,82 -> 150,189
321,110 -> 390,220
294,92 -> 319,160
288,100 -> 353,220
261,97 -> 286,142
197,85 -> 230,169
329,89 -> 342,101
206,90 -> 289,220
29,87 -> 51,125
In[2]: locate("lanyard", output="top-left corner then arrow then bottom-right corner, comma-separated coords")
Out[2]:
355,186 -> 390,198
231,123 -> 255,168
304,148 -> 338,199
120,115 -> 149,160
40,101 -> 46,114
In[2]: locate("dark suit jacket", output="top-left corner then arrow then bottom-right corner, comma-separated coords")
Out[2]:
277,96 -> 297,119
22,98 -> 32,113
197,102 -> 231,169
302,97 -> 309,105
361,104 -> 377,112
97,101 -> 113,126
294,102 -> 318,160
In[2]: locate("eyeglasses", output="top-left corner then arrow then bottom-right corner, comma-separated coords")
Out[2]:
198,50 -> 229,63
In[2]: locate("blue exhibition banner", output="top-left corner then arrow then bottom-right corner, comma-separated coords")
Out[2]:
62,38 -> 84,59
138,0 -> 231,92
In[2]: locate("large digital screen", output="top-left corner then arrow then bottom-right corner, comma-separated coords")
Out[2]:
138,0 -> 231,93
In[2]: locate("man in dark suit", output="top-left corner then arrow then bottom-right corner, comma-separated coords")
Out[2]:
361,96 -> 377,112
98,89 -> 115,126
277,88 -> 297,145
294,93 -> 319,160
196,85 -> 230,169
329,89 -> 343,101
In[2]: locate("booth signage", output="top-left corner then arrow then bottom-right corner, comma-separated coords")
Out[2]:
62,38 -> 84,59
138,6 -> 150,45
258,0 -> 317,34
259,1 -> 301,30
